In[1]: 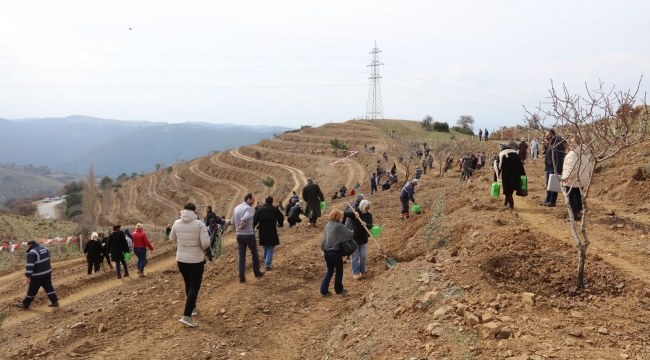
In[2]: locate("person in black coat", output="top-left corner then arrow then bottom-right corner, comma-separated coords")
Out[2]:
99,231 -> 113,270
301,178 -> 324,226
204,206 -> 218,227
106,224 -> 130,279
494,144 -> 526,209
253,196 -> 285,270
287,201 -> 304,228
84,232 -> 104,274
343,199 -> 373,279
542,130 -> 566,207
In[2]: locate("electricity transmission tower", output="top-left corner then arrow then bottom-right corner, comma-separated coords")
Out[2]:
365,41 -> 383,120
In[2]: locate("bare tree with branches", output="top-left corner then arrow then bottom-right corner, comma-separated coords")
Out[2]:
525,77 -> 648,288
82,164 -> 99,228
384,135 -> 420,183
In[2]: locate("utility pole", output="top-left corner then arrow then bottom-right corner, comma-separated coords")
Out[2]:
366,41 -> 384,120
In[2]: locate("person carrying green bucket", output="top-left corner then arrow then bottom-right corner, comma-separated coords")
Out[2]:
399,179 -> 419,220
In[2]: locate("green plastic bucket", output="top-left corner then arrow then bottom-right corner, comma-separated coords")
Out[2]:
123,252 -> 132,261
411,204 -> 422,214
320,201 -> 326,210
491,182 -> 501,197
520,176 -> 528,190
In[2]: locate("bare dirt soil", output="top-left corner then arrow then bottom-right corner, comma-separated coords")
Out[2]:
1,121 -> 649,360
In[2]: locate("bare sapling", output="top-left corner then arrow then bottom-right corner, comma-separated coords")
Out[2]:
525,77 -> 649,288
385,135 -> 421,184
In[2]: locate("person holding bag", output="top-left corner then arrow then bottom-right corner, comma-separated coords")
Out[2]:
106,224 -> 130,279
320,209 -> 354,296
493,143 -> 526,209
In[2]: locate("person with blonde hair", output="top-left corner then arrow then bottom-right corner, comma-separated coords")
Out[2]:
320,209 -> 353,296
84,232 -> 103,275
132,223 -> 154,277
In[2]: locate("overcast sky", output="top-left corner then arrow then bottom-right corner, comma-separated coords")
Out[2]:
1,1 -> 648,131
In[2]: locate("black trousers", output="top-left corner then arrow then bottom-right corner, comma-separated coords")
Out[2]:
566,187 -> 583,215
504,189 -> 514,207
177,261 -> 205,317
23,273 -> 58,307
87,259 -> 101,274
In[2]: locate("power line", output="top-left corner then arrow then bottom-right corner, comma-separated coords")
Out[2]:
0,45 -> 367,61
383,58 -> 546,97
0,83 -> 367,90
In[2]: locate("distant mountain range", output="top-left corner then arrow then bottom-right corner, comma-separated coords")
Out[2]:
0,115 -> 293,177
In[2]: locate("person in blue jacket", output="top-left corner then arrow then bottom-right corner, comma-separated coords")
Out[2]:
14,240 -> 59,309
400,179 -> 419,220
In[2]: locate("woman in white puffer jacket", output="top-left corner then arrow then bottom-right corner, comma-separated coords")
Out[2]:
561,138 -> 594,221
170,202 -> 210,327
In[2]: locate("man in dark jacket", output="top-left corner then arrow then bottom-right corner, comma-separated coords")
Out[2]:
382,180 -> 391,191
484,129 -> 489,141
494,144 -> 526,209
301,178 -> 325,226
287,200 -> 304,228
253,196 -> 285,270
204,206 -> 218,227
541,130 -> 566,207
400,179 -> 418,220
107,224 -> 130,279
14,241 -> 59,309
369,173 -> 378,195
518,138 -> 529,165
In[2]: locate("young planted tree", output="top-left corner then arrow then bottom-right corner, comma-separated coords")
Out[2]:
525,77 -> 649,288
262,176 -> 275,196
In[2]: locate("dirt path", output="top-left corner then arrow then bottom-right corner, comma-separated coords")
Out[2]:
232,148 -> 307,196
37,200 -> 64,219
147,174 -> 178,216
126,178 -> 151,224
195,160 -> 247,217
211,150 -> 264,179
107,191 -> 122,224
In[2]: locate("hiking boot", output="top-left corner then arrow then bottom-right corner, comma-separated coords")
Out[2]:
255,271 -> 266,279
336,288 -> 348,295
48,302 -> 59,307
239,278 -> 246,283
539,201 -> 547,206
544,203 -> 556,207
179,316 -> 198,327
321,292 -> 333,297
14,303 -> 28,309
192,307 -> 198,316
117,274 -> 122,279
123,273 -> 130,278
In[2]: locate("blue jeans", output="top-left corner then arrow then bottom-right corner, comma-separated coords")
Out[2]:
545,169 -> 558,204
236,234 -> 263,281
23,273 -> 58,307
351,243 -> 367,275
321,251 -> 344,295
262,245 -> 275,269
115,259 -> 128,277
134,247 -> 147,273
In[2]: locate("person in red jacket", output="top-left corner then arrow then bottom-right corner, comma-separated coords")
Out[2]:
132,223 -> 154,277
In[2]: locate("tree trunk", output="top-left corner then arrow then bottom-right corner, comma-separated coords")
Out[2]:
576,244 -> 586,288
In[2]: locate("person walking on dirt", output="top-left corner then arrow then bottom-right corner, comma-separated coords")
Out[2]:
232,193 -> 265,282
460,153 -> 472,182
99,232 -> 113,270
415,166 -> 423,179
484,129 -> 489,141
541,130 -> 566,207
302,178 -> 325,226
518,138 -> 529,165
165,224 -> 172,241
84,232 -> 103,275
170,202 -> 210,327
285,197 -> 297,217
320,209 -> 353,296
478,129 -> 483,141
494,143 -> 526,209
205,219 -> 218,262
530,137 -> 540,162
107,224 -> 130,279
427,155 -> 433,171
287,199 -> 304,228
345,200 -> 373,279
132,223 -> 154,277
561,137 -> 594,221
14,240 -> 59,309
204,206 -> 218,227
254,196 -> 285,270
481,152 -> 486,170
123,228 -> 134,252
399,179 -> 419,220
422,158 -> 428,175
370,173 -> 378,195
383,151 -> 388,163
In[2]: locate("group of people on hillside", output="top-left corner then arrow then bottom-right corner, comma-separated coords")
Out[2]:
493,130 -> 593,219
459,152 -> 487,182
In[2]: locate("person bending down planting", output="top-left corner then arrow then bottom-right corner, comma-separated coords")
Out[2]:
14,240 -> 59,309
232,193 -> 265,282
170,202 -> 210,327
320,209 -> 353,296
399,179 -> 419,220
